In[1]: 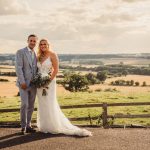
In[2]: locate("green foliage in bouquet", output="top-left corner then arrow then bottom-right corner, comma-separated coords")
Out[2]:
30,72 -> 51,96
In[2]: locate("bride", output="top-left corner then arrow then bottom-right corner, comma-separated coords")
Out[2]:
36,39 -> 92,137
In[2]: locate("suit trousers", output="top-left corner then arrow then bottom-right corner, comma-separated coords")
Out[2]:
19,86 -> 37,128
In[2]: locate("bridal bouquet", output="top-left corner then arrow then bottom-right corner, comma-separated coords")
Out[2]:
30,71 -> 51,96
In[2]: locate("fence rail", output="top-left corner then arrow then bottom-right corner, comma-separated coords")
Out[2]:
0,102 -> 150,128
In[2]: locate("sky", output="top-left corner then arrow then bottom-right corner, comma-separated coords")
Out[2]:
0,0 -> 150,54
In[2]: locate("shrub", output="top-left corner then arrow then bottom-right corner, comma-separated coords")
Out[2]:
104,88 -> 118,92
126,80 -> 130,86
142,81 -> 147,86
56,79 -> 63,84
0,78 -> 9,82
135,82 -> 140,86
95,88 -> 102,92
88,90 -> 93,93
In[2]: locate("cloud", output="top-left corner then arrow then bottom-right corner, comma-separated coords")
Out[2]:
122,0 -> 148,3
93,13 -> 136,24
0,0 -> 150,54
0,0 -> 30,15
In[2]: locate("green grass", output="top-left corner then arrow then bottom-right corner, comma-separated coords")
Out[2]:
0,91 -> 150,126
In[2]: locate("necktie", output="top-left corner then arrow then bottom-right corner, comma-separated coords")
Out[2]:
30,51 -> 35,75
30,51 -> 34,63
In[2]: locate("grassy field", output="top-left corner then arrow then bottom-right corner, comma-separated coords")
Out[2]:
0,90 -> 150,126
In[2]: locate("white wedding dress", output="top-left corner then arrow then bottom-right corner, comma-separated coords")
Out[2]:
36,56 -> 92,136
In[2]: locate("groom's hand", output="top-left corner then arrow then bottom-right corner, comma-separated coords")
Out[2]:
21,83 -> 27,90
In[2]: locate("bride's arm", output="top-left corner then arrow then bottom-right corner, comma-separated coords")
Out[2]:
50,52 -> 59,80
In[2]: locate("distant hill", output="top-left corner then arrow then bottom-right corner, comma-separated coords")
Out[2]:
0,53 -> 150,66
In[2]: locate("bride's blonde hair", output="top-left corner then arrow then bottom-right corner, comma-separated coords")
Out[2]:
37,39 -> 51,61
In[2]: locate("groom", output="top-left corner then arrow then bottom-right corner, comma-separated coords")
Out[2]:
15,34 -> 38,134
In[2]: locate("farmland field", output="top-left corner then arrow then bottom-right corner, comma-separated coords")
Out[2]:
0,64 -> 150,126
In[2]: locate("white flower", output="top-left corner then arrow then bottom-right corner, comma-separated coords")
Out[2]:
41,73 -> 48,78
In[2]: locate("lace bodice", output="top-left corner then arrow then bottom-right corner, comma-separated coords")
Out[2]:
37,57 -> 52,74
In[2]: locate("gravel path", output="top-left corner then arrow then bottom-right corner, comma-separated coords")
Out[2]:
0,128 -> 150,150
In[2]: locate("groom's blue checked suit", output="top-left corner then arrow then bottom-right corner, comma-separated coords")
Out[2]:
15,47 -> 37,128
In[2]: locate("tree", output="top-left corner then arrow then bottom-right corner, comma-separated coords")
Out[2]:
130,80 -> 134,86
122,70 -> 128,76
120,61 -> 124,65
110,81 -> 114,85
62,73 -> 89,92
85,73 -> 98,85
96,71 -> 107,82
62,70 -> 73,77
115,80 -> 120,85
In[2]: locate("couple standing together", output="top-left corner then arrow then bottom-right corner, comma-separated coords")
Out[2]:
15,34 -> 92,137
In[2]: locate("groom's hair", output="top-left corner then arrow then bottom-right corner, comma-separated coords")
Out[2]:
28,34 -> 38,40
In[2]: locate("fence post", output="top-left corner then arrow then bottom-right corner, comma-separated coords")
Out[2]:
102,103 -> 108,128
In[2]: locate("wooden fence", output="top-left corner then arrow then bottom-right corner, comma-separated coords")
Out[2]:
0,102 -> 150,128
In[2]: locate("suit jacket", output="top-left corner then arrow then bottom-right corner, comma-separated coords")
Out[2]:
15,47 -> 37,87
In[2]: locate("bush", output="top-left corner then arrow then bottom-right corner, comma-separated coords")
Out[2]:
119,80 -> 126,86
111,79 -> 140,87
56,79 -> 63,84
112,88 -> 117,92
126,80 -> 130,86
95,88 -> 102,92
88,90 -> 93,93
104,88 -> 117,92
114,80 -> 126,86
135,82 -> 140,86
0,78 -> 9,82
142,81 -> 147,86
115,80 -> 120,85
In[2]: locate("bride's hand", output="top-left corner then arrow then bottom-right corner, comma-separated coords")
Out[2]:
50,75 -> 53,81
21,83 -> 27,90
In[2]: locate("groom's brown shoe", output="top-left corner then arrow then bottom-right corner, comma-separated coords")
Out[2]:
26,126 -> 36,133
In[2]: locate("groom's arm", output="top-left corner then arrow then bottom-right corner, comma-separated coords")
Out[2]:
15,50 -> 26,89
